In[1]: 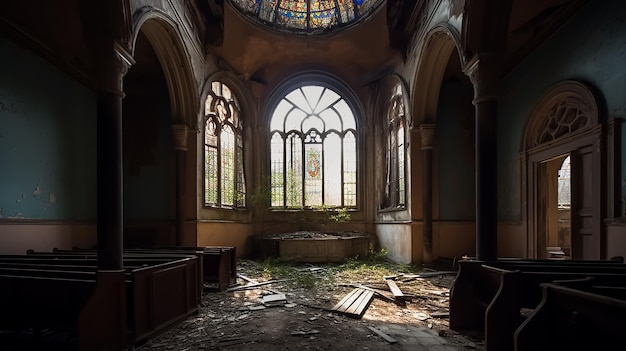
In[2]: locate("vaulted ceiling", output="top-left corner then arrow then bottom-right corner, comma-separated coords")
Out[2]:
0,0 -> 590,90
199,0 -> 590,82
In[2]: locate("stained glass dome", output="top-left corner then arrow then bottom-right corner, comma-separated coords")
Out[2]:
230,0 -> 385,34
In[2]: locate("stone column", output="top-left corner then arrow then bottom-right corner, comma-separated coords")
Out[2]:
172,124 -> 189,246
419,123 -> 436,264
96,43 -> 134,270
464,53 -> 500,261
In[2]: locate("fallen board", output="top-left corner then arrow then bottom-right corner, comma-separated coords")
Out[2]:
331,288 -> 375,318
385,279 -> 406,300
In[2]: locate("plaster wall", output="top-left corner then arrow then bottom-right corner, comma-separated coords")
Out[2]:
0,35 -> 96,223
376,223 -> 413,264
497,222 -> 526,258
436,80 -> 475,221
0,223 -> 96,255
498,0 -> 626,221
122,93 -> 174,221
432,221 -> 474,260
196,221 -> 254,257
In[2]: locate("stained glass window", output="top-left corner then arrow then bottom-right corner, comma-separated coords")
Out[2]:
384,82 -> 406,209
230,0 -> 384,33
204,82 -> 246,208
270,84 -> 358,208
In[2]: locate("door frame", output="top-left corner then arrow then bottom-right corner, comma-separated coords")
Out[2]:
521,80 -> 604,259
525,128 -> 602,258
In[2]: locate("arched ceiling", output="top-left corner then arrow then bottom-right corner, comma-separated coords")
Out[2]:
200,0 -> 590,86
0,0 -> 591,93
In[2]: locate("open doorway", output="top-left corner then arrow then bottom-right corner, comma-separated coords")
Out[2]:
537,154 -> 571,259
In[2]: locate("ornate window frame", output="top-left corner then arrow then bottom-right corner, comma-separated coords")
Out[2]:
267,77 -> 360,209
204,81 -> 246,208
383,82 -> 407,209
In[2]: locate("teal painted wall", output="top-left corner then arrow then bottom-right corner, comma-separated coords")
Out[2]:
122,90 -> 173,220
499,0 -> 626,221
0,36 -> 96,220
437,79 -> 476,220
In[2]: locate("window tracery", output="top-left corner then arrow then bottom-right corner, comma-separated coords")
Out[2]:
204,82 -> 246,208
384,82 -> 406,209
269,84 -> 358,208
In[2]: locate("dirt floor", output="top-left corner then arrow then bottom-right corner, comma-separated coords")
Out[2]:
135,254 -> 485,351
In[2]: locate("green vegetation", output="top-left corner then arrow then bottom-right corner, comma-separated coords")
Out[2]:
252,247 -> 420,292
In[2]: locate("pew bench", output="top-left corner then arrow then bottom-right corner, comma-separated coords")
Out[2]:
0,252 -> 200,349
514,282 -> 626,350
449,259 -> 626,351
49,245 -> 238,291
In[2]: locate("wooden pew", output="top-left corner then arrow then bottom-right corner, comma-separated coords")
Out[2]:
202,246 -> 237,291
50,245 -> 237,291
0,252 -> 200,349
514,283 -> 626,351
26,248 -> 205,302
122,246 -> 237,291
449,259 -> 626,351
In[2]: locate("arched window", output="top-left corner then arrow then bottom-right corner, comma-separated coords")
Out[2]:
269,84 -> 357,208
384,83 -> 406,208
204,81 -> 245,208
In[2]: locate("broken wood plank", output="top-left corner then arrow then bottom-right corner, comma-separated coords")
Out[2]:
332,288 -> 362,312
345,290 -> 374,316
338,283 -> 396,303
367,326 -> 397,344
385,279 -> 405,299
331,288 -> 375,318
236,273 -> 256,283
430,311 -> 449,318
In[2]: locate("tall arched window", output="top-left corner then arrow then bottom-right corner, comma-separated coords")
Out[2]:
270,84 -> 357,208
204,81 -> 245,208
384,83 -> 406,208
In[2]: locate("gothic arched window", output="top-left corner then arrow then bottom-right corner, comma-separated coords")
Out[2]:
385,83 -> 406,208
204,82 -> 245,208
269,84 -> 357,208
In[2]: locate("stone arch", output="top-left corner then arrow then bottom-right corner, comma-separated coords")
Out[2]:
132,9 -> 199,129
411,24 -> 464,126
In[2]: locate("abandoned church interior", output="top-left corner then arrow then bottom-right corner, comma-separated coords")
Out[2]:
1,0 -> 626,350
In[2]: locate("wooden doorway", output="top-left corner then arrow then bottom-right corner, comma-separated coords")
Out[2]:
523,80 -> 603,259
536,154 -> 571,259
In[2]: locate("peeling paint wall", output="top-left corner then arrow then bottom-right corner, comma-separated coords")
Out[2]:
0,35 -> 96,220
499,0 -> 626,221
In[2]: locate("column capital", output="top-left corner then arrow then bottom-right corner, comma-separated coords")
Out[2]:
95,42 -> 135,96
172,124 -> 189,151
419,123 -> 436,150
463,53 -> 502,104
